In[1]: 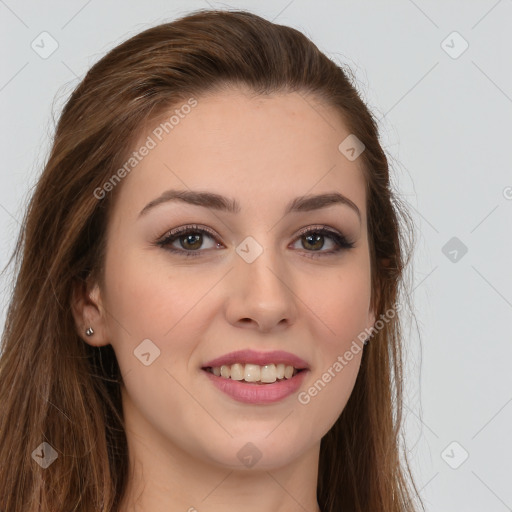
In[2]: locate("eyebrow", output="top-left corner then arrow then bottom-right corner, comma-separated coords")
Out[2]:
138,189 -> 361,222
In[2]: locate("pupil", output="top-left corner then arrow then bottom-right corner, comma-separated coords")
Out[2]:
304,233 -> 323,250
182,233 -> 202,250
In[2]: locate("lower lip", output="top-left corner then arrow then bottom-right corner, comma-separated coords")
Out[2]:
202,369 -> 309,404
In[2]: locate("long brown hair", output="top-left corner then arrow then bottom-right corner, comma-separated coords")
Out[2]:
0,8 -> 423,511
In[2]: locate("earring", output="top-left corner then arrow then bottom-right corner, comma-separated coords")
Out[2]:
363,335 -> 371,346
85,327 -> 94,336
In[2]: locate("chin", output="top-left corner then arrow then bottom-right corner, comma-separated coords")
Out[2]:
201,433 -> 309,471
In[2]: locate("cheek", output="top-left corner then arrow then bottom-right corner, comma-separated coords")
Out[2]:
298,353 -> 362,446
308,262 -> 372,347
290,262 -> 370,433
103,250 -> 214,341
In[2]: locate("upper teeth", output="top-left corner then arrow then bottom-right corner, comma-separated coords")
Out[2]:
209,363 -> 298,383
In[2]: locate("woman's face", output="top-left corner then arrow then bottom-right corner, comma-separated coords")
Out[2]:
89,87 -> 375,471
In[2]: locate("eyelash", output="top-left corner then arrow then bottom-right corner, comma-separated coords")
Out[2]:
154,224 -> 355,259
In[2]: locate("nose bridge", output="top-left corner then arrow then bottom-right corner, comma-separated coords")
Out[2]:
237,238 -> 290,302
225,235 -> 298,330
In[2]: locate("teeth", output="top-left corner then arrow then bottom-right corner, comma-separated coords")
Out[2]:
207,363 -> 299,383
230,363 -> 244,381
261,364 -> 277,383
244,364 -> 261,382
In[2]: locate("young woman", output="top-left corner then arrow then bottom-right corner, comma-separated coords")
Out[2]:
0,8 -> 422,512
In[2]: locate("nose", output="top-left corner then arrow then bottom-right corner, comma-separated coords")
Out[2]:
224,244 -> 298,333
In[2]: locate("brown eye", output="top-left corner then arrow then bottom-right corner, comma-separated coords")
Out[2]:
301,232 -> 325,251
179,232 -> 203,250
156,225 -> 222,257
290,227 -> 355,259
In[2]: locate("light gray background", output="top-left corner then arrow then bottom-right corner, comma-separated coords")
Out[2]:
1,1 -> 511,510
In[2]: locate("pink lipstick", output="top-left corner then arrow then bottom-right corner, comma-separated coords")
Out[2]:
201,349 -> 310,404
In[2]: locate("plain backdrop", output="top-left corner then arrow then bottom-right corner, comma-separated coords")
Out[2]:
1,1 -> 511,510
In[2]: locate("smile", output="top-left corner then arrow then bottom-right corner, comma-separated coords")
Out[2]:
204,363 -> 302,383
201,349 -> 310,404
202,366 -> 309,404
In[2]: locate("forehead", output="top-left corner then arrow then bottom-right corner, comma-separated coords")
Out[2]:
110,88 -> 367,224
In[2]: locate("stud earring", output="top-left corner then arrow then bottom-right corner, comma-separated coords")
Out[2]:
85,327 -> 94,336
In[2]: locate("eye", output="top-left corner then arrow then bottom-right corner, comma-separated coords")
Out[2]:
154,224 -> 355,258
155,224 -> 223,257
290,226 -> 355,259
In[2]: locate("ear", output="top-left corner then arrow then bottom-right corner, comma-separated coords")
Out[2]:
71,276 -> 110,347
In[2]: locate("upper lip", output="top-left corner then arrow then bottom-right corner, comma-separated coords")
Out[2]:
202,349 -> 310,370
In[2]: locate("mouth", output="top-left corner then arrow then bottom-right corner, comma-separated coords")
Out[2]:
200,349 -> 310,403
202,363 -> 306,385
201,349 -> 310,386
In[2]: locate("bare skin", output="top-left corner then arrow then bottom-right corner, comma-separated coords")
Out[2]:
73,86 -> 375,512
